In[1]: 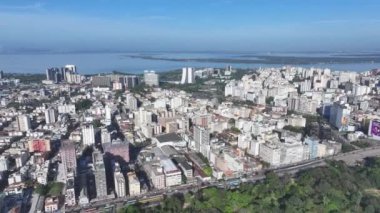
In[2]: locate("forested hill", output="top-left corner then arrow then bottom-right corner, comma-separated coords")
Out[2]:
121,158 -> 380,213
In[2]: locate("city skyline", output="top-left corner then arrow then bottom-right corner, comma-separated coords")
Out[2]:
1,0 -> 380,53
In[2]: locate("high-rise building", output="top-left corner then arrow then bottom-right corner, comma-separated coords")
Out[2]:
62,65 -> 77,82
82,124 -> 95,146
133,108 -> 152,126
144,70 -> 159,86
287,97 -> 300,111
17,115 -> 31,132
127,172 -> 140,196
63,64 -> 77,73
0,70 -> 4,79
124,75 -> 139,88
329,102 -> 351,131
114,163 -> 126,197
126,93 -> 138,111
46,67 -> 63,83
92,76 -> 112,87
65,175 -> 76,206
58,104 -> 76,114
181,67 -> 195,84
304,136 -> 319,160
61,140 -> 77,175
45,108 -> 57,124
100,128 -> 111,144
102,139 -> 130,163
93,150 -> 107,198
105,105 -> 112,125
0,156 -> 9,172
193,126 -> 210,153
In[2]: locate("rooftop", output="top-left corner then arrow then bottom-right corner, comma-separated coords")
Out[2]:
160,158 -> 179,173
155,133 -> 182,143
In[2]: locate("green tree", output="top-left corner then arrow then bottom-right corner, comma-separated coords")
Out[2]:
75,99 -> 93,111
266,96 -> 274,105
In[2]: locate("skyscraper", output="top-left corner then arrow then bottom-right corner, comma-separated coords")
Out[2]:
144,70 -> 159,86
126,93 -> 138,111
46,67 -> 63,83
65,174 -> 76,206
329,102 -> 351,131
194,126 -> 210,153
100,128 -> 111,144
0,70 -> 4,79
181,67 -> 195,84
93,150 -> 107,198
17,115 -> 31,132
125,75 -> 140,88
102,139 -> 130,163
105,105 -> 112,125
45,108 -> 57,124
92,76 -> 112,87
82,124 -> 95,146
113,163 -> 126,197
61,140 -> 77,175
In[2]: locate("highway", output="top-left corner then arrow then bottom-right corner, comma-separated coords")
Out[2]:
66,145 -> 380,212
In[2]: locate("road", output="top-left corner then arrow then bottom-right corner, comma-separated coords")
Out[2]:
66,146 -> 380,212
331,146 -> 380,165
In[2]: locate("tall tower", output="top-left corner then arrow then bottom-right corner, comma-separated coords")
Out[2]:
17,115 -> 31,132
93,150 -> 107,198
105,105 -> 112,125
61,140 -> 77,175
82,124 -> 95,146
144,70 -> 159,86
181,67 -> 195,84
100,128 -> 111,144
193,126 -> 210,153
113,163 -> 126,197
45,108 -> 57,124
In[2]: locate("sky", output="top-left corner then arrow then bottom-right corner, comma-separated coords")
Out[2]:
1,0 -> 380,53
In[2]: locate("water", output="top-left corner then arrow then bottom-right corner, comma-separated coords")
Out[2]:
0,52 -> 379,74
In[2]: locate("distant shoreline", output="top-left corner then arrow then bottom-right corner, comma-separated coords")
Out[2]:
126,54 -> 380,65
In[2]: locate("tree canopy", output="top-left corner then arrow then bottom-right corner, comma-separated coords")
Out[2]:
120,157 -> 380,213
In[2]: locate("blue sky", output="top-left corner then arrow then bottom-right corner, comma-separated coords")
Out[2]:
1,0 -> 380,52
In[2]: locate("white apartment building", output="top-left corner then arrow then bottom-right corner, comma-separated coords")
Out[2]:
114,171 -> 126,197
82,124 -> 95,146
128,172 -> 140,196
161,159 -> 182,187
45,108 -> 56,124
144,70 -> 159,86
58,104 -> 76,114
259,140 -> 309,166
17,114 -> 31,132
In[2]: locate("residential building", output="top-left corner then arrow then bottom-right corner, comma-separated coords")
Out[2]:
128,172 -> 140,196
61,140 -> 77,175
82,124 -> 95,146
144,70 -> 159,86
93,150 -> 107,198
45,108 -> 57,124
17,114 -> 31,132
114,163 -> 126,198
